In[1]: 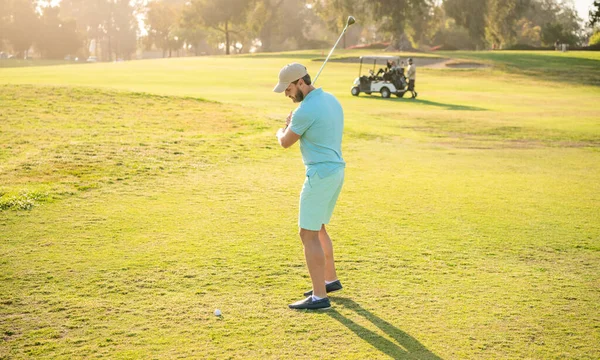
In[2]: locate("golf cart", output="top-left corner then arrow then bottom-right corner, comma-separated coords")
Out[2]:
351,55 -> 412,98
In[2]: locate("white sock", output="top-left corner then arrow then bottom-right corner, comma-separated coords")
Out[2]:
325,279 -> 338,285
311,295 -> 324,301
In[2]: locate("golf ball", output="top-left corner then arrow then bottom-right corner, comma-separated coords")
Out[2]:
214,309 -> 221,316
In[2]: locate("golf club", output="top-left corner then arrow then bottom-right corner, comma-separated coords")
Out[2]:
313,16 -> 356,86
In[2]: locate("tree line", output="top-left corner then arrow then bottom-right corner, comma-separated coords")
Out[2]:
1,0 -> 138,60
1,0 -> 599,60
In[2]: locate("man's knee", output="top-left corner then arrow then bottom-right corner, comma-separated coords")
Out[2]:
299,228 -> 320,243
319,224 -> 327,235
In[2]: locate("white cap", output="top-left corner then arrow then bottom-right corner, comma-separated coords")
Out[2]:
273,63 -> 308,93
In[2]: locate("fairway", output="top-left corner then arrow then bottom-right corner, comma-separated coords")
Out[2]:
1,51 -> 599,359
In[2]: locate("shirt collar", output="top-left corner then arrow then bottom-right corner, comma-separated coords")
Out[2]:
304,87 -> 322,101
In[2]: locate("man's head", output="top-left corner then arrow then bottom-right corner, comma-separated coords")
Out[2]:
408,58 -> 413,65
273,63 -> 313,103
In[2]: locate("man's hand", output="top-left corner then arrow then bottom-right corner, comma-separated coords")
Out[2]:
275,123 -> 301,149
276,112 -> 291,140
276,127 -> 285,139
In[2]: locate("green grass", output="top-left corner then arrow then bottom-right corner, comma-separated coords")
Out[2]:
1,50 -> 599,359
0,59 -> 81,68
238,49 -> 444,60
438,50 -> 600,86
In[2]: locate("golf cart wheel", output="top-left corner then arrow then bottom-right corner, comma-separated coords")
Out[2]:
351,87 -> 360,96
381,87 -> 391,99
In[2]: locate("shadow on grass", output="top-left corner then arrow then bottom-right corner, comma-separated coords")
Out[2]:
364,95 -> 487,111
328,297 -> 443,360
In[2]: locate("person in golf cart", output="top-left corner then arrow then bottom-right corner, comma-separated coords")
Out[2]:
380,60 -> 406,86
375,60 -> 403,80
374,60 -> 392,79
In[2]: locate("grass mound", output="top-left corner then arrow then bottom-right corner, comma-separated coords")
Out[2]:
438,50 -> 600,86
0,84 -> 274,212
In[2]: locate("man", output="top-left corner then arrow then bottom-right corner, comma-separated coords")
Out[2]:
273,63 -> 345,310
406,58 -> 418,99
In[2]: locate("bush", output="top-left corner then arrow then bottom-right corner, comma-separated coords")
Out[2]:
589,31 -> 600,46
506,43 -> 536,50
505,43 -> 554,50
0,191 -> 48,211
431,20 -> 478,50
578,43 -> 600,50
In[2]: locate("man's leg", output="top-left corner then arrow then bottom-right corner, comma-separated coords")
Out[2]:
319,225 -> 338,282
299,228 -> 327,298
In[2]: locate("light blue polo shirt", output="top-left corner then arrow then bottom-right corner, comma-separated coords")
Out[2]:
289,88 -> 345,178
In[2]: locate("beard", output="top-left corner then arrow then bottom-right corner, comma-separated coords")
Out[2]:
291,88 -> 304,103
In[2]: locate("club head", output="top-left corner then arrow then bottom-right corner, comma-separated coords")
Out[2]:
347,16 -> 355,26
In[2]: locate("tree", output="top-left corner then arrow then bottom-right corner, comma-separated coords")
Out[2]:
485,0 -> 530,48
4,0 -> 39,57
406,0 -> 436,47
589,29 -> 600,45
178,21 -> 207,56
444,0 -> 487,48
589,0 -> 600,27
246,0 -> 282,52
247,0 -> 319,52
107,0 -> 138,60
514,17 -> 541,46
58,0 -> 140,60
184,0 -> 252,55
522,0 -> 582,46
146,1 -> 181,57
59,0 -> 110,58
432,16 -> 479,50
0,0 -> 9,48
366,0 -> 431,49
313,0 -> 363,48
36,6 -> 82,59
247,0 -> 294,52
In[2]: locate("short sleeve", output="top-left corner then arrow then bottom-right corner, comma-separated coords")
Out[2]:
289,108 -> 314,136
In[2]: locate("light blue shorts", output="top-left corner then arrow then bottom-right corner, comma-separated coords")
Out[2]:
299,169 -> 344,231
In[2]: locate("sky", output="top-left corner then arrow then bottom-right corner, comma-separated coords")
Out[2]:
574,0 -> 594,22
42,0 -> 596,31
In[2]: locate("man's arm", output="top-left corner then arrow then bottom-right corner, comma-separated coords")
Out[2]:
276,127 -> 300,148
276,111 -> 301,148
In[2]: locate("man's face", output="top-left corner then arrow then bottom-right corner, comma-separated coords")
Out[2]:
284,81 -> 304,103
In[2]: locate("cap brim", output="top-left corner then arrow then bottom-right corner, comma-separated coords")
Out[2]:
273,82 -> 288,93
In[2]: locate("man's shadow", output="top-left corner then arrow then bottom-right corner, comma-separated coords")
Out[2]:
327,297 -> 442,360
367,96 -> 486,111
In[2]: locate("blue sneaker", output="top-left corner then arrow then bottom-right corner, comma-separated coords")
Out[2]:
289,296 -> 331,310
304,280 -> 343,297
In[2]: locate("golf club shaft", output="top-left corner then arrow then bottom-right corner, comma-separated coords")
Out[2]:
313,24 -> 350,86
